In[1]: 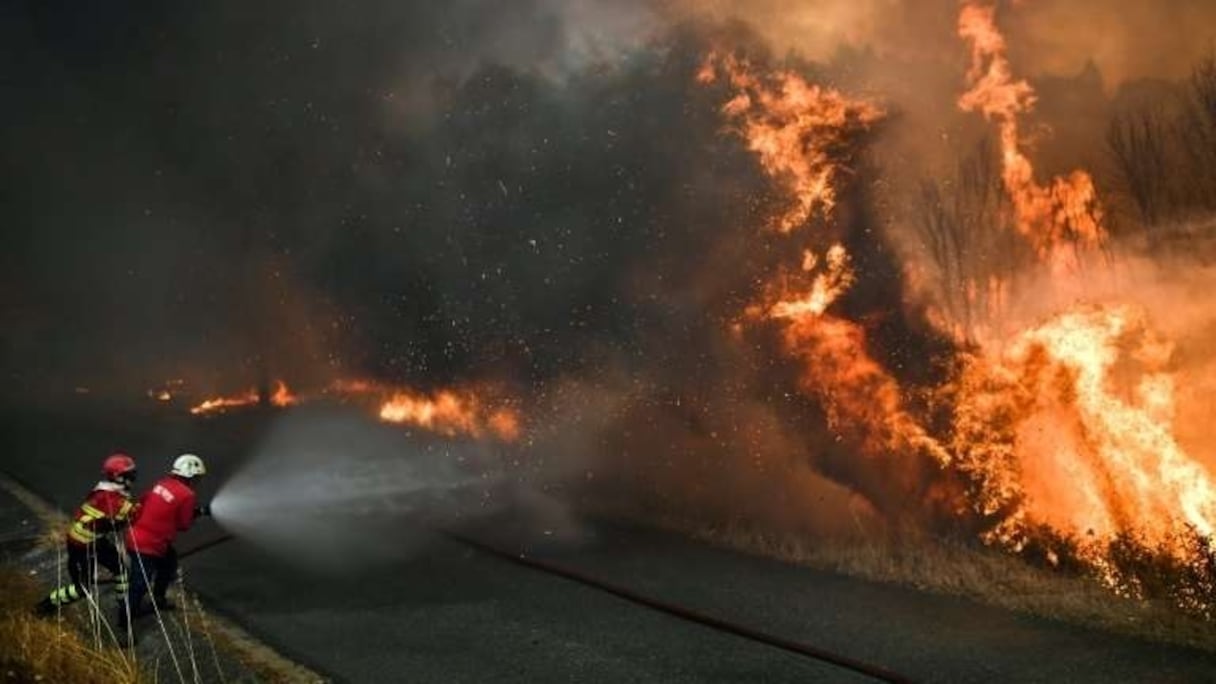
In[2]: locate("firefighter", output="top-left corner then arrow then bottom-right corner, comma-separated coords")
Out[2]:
35,454 -> 139,616
119,453 -> 211,627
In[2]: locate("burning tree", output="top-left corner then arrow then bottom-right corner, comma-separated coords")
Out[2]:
913,137 -> 1029,339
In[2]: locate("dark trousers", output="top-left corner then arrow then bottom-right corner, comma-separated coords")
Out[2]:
124,545 -> 178,617
39,539 -> 125,610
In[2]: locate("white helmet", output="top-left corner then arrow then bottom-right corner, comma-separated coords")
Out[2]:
171,453 -> 207,479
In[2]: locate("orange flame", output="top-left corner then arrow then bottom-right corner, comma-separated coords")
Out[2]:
769,245 -> 855,320
950,307 -> 1216,565
189,380 -> 296,415
957,2 -> 1105,268
946,3 -> 1216,595
378,388 -> 520,441
187,376 -> 521,441
189,389 -> 259,415
270,380 -> 297,407
703,54 -> 951,485
700,52 -> 884,233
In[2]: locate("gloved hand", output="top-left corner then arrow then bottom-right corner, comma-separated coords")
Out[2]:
194,502 -> 212,518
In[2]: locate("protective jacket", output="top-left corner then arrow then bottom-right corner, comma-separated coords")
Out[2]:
67,481 -> 137,546
125,476 -> 197,557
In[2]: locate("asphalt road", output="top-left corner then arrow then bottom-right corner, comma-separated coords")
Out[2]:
4,403 -> 1216,683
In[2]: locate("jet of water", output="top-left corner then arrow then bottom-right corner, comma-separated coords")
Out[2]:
210,407 -> 508,571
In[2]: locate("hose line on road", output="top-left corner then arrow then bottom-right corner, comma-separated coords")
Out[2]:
439,529 -> 915,684
177,531 -> 916,682
85,534 -> 237,584
177,530 -> 914,676
181,535 -> 235,560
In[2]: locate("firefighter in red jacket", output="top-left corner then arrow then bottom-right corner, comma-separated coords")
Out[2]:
35,454 -> 139,615
119,453 -> 210,627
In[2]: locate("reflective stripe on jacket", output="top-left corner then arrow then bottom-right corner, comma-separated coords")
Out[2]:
67,482 -> 137,545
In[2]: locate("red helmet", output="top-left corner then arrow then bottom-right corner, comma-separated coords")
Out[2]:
102,453 -> 137,482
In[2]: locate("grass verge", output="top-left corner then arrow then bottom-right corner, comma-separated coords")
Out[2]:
0,566 -> 147,683
197,601 -> 326,683
704,523 -> 1216,653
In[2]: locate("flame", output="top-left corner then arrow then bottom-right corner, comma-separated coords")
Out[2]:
700,52 -> 883,233
957,2 -> 1105,269
945,3 -> 1216,597
769,246 -> 855,319
950,307 -> 1216,566
189,389 -> 259,415
704,53 -> 951,498
270,380 -> 297,407
185,376 -> 521,441
764,251 -> 953,476
777,307 -> 953,471
378,388 -> 520,441
189,380 -> 296,415
324,377 -> 522,441
487,409 -> 522,442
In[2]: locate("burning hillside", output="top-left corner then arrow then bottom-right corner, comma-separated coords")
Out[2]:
677,2 -> 1216,613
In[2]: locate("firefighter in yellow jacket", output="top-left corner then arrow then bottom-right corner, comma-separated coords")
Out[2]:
35,454 -> 139,615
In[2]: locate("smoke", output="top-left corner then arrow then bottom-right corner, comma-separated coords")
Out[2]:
667,0 -> 1216,86
1006,0 -> 1216,86
1,0 -> 662,397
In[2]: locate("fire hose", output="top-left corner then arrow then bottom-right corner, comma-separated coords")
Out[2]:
439,529 -> 914,684
180,533 -> 234,560
85,534 -> 235,584
166,530 -> 916,683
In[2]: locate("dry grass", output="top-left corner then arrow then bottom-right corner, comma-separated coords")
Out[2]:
36,515 -> 69,553
0,567 -> 147,683
699,523 -> 1216,652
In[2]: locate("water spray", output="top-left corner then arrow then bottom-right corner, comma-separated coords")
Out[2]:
207,407 -> 511,571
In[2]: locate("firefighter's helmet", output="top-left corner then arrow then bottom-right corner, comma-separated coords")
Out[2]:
102,453 -> 137,483
171,453 -> 207,479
